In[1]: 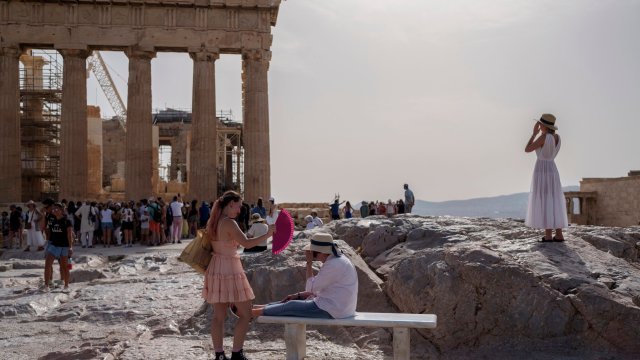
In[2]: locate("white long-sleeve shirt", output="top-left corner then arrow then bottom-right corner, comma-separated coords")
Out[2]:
305,254 -> 358,319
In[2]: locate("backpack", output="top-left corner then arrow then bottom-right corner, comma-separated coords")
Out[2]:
152,204 -> 162,223
88,207 -> 97,223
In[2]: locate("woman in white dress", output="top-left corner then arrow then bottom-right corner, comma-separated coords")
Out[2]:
524,114 -> 568,242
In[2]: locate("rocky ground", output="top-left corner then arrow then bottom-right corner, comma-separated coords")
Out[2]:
2,215 -> 640,359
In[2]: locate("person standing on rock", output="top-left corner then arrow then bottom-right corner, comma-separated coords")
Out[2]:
524,114 -> 568,242
404,184 -> 415,213
329,198 -> 345,221
202,190 -> 274,360
44,203 -> 74,291
251,233 -> 358,320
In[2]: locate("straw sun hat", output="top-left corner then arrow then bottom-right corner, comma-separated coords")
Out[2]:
251,213 -> 266,223
304,232 -> 338,255
537,113 -> 558,130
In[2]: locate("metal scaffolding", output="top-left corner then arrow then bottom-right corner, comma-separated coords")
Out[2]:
19,50 -> 62,201
151,108 -> 245,197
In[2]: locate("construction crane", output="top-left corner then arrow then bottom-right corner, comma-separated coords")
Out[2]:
87,51 -> 127,129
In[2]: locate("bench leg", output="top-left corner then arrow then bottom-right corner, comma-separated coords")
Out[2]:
284,323 -> 306,360
393,327 -> 410,360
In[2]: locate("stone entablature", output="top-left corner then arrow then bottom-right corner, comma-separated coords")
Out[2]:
0,0 -> 279,52
0,0 -> 280,203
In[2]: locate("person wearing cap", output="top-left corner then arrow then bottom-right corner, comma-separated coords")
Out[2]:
524,113 -> 568,242
44,203 -> 74,290
403,184 -> 415,213
244,213 -> 269,253
24,200 -> 45,252
251,233 -> 358,319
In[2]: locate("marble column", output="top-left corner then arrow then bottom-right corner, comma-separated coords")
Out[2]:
59,48 -> 91,200
0,46 -> 22,203
188,50 -> 219,201
125,48 -> 156,201
241,49 -> 271,204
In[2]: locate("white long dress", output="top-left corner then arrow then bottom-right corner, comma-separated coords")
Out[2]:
525,133 -> 568,229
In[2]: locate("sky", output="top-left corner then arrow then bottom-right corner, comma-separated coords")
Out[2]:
86,0 -> 640,203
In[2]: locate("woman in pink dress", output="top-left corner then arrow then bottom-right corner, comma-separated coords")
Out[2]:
203,191 -> 274,360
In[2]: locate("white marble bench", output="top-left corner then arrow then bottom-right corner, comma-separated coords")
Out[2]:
256,312 -> 437,360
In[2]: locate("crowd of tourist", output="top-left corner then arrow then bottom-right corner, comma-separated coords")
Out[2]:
307,183 -> 416,228
0,194 -> 283,253
1,195 -> 212,251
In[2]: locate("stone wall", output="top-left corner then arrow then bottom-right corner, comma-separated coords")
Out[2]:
581,175 -> 640,226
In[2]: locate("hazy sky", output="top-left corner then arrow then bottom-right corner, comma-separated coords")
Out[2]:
87,0 -> 640,203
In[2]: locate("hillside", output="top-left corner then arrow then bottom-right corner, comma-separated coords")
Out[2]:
413,186 -> 579,219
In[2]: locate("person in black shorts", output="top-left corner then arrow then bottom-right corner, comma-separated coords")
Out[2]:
44,203 -> 74,291
120,202 -> 135,247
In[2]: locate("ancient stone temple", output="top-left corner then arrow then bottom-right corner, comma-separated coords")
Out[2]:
565,170 -> 640,227
0,0 -> 282,203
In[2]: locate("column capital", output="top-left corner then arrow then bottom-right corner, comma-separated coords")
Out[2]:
58,48 -> 91,59
241,49 -> 271,63
0,46 -> 23,58
189,49 -> 220,62
125,47 -> 157,60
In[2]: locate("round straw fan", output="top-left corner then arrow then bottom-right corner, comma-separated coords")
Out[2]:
272,209 -> 294,254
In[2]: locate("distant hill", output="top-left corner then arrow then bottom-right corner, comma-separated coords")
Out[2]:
412,186 -> 579,219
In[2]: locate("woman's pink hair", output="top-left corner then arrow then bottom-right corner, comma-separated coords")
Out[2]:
206,190 -> 242,241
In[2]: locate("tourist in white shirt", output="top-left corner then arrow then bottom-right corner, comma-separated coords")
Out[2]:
170,194 -> 184,244
100,206 -> 114,247
75,201 -> 97,248
304,215 -> 316,230
251,233 -> 358,319
244,213 -> 269,253
311,211 -> 323,228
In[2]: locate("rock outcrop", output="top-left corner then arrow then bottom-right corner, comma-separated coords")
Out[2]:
323,215 -> 640,358
1,215 -> 639,359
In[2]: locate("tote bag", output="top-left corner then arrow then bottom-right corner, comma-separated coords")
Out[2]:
177,230 -> 211,274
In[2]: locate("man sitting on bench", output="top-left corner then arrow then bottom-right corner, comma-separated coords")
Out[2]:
252,233 -> 358,319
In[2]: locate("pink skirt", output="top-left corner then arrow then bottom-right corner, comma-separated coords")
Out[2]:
202,253 -> 254,304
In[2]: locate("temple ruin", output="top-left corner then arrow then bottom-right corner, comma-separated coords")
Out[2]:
565,170 -> 640,227
0,0 -> 282,204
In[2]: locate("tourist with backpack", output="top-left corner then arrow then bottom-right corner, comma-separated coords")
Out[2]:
147,198 -> 162,246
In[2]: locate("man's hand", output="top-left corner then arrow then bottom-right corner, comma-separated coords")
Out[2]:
280,293 -> 300,303
305,250 -> 313,264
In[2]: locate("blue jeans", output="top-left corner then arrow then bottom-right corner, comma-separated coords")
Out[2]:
263,299 -> 333,319
46,244 -> 69,260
